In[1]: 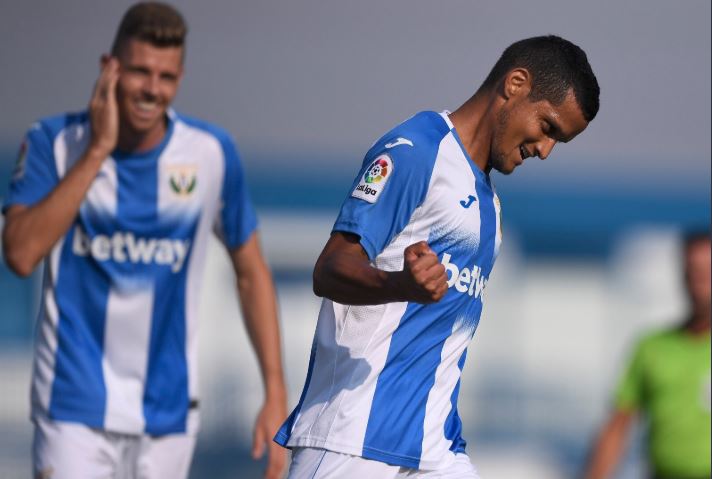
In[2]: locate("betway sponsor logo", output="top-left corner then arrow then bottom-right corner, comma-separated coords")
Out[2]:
72,226 -> 190,273
441,253 -> 488,298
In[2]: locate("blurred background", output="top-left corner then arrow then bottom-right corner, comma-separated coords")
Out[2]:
0,0 -> 709,477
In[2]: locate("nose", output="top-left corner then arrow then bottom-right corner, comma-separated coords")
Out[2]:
535,137 -> 557,160
143,74 -> 160,97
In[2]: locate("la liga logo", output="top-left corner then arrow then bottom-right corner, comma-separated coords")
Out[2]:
364,157 -> 390,183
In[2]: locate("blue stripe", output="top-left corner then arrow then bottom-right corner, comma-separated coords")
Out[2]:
50,225 -> 110,427
274,336 -> 318,445
362,302 -> 458,468
475,175 -> 497,278
444,348 -> 468,453
143,254 -> 193,435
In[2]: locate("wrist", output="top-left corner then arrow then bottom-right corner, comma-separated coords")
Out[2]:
86,141 -> 113,161
263,375 -> 287,402
383,270 -> 407,303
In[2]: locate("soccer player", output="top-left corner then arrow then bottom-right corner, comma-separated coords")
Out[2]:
1,3 -> 286,478
586,233 -> 711,479
274,35 -> 600,478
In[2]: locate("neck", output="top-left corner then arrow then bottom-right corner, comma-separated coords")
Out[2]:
684,305 -> 711,335
117,117 -> 168,154
448,89 -> 499,173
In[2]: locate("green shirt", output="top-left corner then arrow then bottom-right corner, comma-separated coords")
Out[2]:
616,327 -> 711,477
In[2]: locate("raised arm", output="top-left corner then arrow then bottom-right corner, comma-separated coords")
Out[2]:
2,59 -> 119,277
313,231 -> 448,305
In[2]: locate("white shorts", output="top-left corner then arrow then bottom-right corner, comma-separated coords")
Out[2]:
32,415 -> 196,479
287,447 -> 481,479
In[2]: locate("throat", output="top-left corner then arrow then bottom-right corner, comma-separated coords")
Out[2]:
117,118 -> 168,154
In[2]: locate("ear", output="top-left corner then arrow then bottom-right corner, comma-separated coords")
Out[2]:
100,54 -> 111,68
502,68 -> 531,100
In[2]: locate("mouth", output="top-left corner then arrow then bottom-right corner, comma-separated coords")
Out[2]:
132,99 -> 162,120
518,145 -> 529,164
519,145 -> 531,159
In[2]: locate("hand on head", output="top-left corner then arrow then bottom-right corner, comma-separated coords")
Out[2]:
88,56 -> 120,155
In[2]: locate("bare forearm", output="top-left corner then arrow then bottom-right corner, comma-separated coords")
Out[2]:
3,147 -> 107,276
313,252 -> 406,305
313,233 -> 446,306
237,263 -> 286,400
585,412 -> 634,479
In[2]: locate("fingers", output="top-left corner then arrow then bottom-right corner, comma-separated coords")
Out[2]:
403,241 -> 448,303
252,424 -> 265,459
104,59 -> 119,101
88,57 -> 119,154
404,241 -> 434,259
264,442 -> 287,479
92,57 -> 119,103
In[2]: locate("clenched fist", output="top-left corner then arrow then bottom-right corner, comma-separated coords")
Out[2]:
399,241 -> 448,303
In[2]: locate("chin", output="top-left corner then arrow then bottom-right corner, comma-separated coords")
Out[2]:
127,116 -> 163,134
491,160 -> 515,175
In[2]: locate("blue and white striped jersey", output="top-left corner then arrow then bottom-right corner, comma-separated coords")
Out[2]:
275,111 -> 503,470
4,110 -> 257,436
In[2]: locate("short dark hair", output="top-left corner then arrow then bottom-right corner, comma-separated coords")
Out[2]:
111,2 -> 187,56
482,35 -> 600,122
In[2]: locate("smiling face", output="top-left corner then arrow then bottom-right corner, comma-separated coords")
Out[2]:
489,87 -> 589,175
113,38 -> 183,148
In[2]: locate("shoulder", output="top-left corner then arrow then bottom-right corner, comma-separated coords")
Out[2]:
173,112 -> 236,149
366,111 -> 451,168
634,327 -> 680,356
29,110 -> 89,144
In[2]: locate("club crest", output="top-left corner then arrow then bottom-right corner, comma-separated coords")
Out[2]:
167,165 -> 198,197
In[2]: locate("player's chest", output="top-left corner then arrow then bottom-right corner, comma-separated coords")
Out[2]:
645,346 -> 710,396
79,155 -> 221,227
420,160 -> 501,251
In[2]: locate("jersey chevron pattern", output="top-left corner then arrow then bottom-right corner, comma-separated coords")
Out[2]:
275,111 -> 503,470
4,110 -> 257,436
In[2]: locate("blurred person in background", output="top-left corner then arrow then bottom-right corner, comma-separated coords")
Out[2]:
275,35 -> 599,478
586,232 -> 711,479
1,3 -> 286,478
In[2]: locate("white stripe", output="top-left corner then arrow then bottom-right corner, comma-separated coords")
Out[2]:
31,237 -> 65,416
102,283 -> 154,433
420,327 -> 468,465
32,122 -> 87,417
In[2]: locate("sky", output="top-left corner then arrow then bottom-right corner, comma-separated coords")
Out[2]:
0,0 -> 710,187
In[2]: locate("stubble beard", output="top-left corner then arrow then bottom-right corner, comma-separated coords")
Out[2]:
489,107 -> 512,175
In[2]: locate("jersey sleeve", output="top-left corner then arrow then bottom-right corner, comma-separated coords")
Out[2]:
614,338 -> 647,411
213,135 -> 258,250
333,141 -> 436,260
2,122 -> 59,213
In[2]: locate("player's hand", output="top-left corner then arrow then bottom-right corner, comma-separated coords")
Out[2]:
399,241 -> 448,303
88,56 -> 120,155
252,397 -> 287,479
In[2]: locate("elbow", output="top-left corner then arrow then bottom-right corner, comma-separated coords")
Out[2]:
312,260 -> 325,297
312,254 -> 331,298
2,238 -> 37,278
4,250 -> 36,277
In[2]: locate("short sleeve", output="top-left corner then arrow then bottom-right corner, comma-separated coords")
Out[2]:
213,135 -> 258,250
3,122 -> 59,213
332,141 -> 437,260
614,339 -> 646,411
